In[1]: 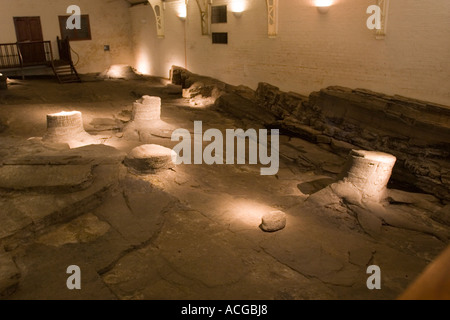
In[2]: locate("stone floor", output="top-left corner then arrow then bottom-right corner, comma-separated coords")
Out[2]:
0,76 -> 448,300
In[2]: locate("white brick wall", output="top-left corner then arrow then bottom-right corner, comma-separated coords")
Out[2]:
130,0 -> 450,106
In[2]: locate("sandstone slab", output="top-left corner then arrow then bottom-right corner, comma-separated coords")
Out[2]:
0,165 -> 121,247
0,249 -> 20,297
0,164 -> 93,192
124,144 -> 176,173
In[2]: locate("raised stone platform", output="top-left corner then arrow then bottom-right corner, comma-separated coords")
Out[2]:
0,141 -> 125,253
0,165 -> 93,192
124,144 -> 177,173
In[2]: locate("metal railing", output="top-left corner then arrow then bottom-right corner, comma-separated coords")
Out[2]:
0,40 -> 54,69
0,42 -> 23,69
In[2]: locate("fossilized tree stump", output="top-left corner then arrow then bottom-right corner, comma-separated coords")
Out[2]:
123,95 -> 175,141
339,150 -> 397,202
42,111 -> 96,148
124,144 -> 177,173
45,111 -> 85,138
132,96 -> 161,122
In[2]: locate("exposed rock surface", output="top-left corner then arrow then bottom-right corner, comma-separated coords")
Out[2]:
0,141 -> 125,249
100,65 -> 143,80
432,205 -> 450,226
256,83 -> 308,119
0,248 -> 19,297
0,164 -> 93,192
163,84 -> 182,96
124,144 -> 176,173
306,149 -> 450,242
0,73 -> 448,300
172,66 -> 450,201
0,116 -> 7,133
305,87 -> 450,201
264,85 -> 450,201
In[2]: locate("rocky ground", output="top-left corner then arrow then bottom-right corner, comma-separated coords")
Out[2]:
0,75 -> 449,300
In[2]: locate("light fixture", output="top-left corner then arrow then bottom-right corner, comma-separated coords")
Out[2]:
231,0 -> 245,17
233,11 -> 242,18
314,0 -> 332,14
178,3 -> 187,21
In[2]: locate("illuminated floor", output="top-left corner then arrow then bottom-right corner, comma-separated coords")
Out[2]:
0,76 -> 448,300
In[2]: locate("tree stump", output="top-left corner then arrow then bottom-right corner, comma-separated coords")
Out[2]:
124,144 -> 177,173
45,111 -> 85,138
43,111 -> 95,148
339,150 -> 397,202
132,96 -> 161,122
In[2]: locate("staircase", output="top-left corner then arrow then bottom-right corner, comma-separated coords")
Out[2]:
52,36 -> 81,83
0,39 -> 82,83
52,60 -> 81,83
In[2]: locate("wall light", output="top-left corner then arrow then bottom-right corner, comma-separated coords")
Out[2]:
177,3 -> 187,21
314,0 -> 333,14
231,0 -> 246,17
233,11 -> 243,18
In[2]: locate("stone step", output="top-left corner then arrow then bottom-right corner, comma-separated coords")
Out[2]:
0,164 -> 122,249
0,164 -> 93,193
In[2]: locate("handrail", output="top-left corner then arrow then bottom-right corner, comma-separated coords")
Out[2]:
16,40 -> 51,45
47,41 -> 54,62
0,43 -> 22,68
0,40 -> 72,81
0,40 -> 54,69
17,43 -> 24,69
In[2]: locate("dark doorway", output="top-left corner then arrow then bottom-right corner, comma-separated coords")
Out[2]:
13,16 -> 46,65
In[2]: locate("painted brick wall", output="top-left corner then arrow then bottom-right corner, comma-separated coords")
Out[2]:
130,0 -> 450,106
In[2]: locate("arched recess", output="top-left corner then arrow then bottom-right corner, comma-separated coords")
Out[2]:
266,0 -> 278,38
195,0 -> 209,35
148,0 -> 165,38
375,0 -> 390,40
